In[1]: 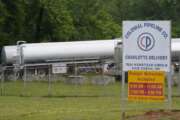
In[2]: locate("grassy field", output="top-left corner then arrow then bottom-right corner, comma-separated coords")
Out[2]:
0,81 -> 180,120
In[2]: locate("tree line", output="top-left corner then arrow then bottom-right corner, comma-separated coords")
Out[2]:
0,0 -> 180,47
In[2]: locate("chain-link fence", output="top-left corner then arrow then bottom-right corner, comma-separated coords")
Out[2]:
1,63 -> 180,97
0,62 -> 119,97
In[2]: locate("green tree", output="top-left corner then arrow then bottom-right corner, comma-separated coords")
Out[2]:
0,0 -> 7,47
67,0 -> 121,40
1,0 -> 25,43
23,0 -> 75,42
45,0 -> 75,41
113,0 -> 180,37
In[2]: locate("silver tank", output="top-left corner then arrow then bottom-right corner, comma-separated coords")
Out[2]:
2,38 -> 180,65
1,39 -> 121,65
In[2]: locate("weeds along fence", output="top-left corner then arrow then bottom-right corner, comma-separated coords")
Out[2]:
0,63 -> 118,97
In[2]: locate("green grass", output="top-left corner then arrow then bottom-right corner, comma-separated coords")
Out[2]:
0,96 -> 121,120
0,81 -> 180,120
2,81 -> 121,97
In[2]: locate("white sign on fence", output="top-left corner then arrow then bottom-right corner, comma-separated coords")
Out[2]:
52,63 -> 67,74
123,21 -> 171,72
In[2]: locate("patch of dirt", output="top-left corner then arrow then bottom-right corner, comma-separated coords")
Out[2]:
127,110 -> 180,120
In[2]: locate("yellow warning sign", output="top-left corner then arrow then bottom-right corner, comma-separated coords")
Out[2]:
128,70 -> 165,102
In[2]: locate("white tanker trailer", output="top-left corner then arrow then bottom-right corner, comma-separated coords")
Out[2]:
1,39 -> 121,65
171,38 -> 180,62
1,38 -> 180,66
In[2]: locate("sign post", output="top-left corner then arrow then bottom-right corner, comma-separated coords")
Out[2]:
122,21 -> 171,119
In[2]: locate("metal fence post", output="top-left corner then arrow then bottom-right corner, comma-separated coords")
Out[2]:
178,63 -> 180,96
48,64 -> 52,96
100,61 -> 104,82
121,71 -> 126,120
23,65 -> 27,96
1,67 -> 5,96
74,58 -> 78,76
167,72 -> 172,109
